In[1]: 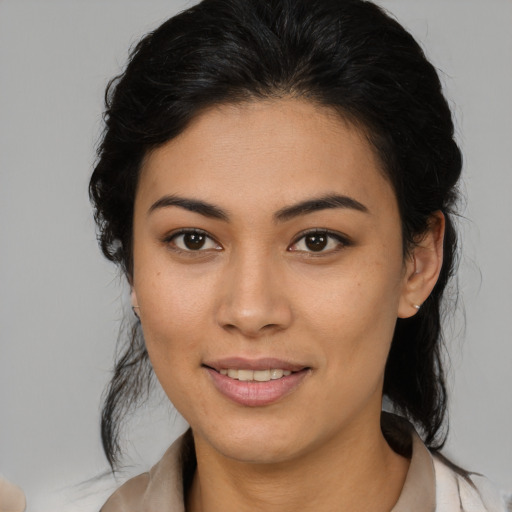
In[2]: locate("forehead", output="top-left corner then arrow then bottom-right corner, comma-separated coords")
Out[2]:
136,99 -> 396,218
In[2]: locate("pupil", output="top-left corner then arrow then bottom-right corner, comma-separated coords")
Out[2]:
305,234 -> 327,251
184,233 -> 205,250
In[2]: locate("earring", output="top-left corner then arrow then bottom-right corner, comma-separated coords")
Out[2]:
413,304 -> 421,310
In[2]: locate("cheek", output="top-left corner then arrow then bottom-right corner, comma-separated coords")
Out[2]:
298,255 -> 403,333
137,269 -> 214,416
133,258 -> 219,380
295,250 -> 404,380
135,244 -> 218,328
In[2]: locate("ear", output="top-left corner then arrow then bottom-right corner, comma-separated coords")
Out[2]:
398,211 -> 445,319
130,287 -> 141,321
131,288 -> 139,308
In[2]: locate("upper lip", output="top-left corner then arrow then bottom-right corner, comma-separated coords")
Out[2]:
203,357 -> 308,372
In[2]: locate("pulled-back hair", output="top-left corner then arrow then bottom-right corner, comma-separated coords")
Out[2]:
90,0 -> 462,469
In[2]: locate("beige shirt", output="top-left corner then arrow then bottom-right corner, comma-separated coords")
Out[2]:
101,415 -> 507,512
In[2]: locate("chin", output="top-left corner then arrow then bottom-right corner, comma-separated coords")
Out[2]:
195,417 -> 311,465
215,437 -> 301,465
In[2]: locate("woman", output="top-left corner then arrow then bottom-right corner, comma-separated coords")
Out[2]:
89,0 -> 507,510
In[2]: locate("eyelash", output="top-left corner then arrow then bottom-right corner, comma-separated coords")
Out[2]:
164,228 -> 351,257
163,228 -> 222,254
288,229 -> 351,255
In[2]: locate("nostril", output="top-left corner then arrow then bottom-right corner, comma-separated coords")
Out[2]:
215,290 -> 293,336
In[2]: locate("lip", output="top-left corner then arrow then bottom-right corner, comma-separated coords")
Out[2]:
203,357 -> 307,372
204,358 -> 310,407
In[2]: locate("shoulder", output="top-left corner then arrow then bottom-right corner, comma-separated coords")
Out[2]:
99,430 -> 192,512
100,473 -> 150,512
432,454 -> 509,512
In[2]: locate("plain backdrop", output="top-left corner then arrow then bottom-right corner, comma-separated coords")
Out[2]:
1,0 -> 511,510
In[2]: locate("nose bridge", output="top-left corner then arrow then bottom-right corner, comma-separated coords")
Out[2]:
216,244 -> 292,337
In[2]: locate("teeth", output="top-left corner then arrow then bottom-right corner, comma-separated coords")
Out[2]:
238,369 -> 253,381
219,368 -> 294,382
270,369 -> 283,379
254,370 -> 270,381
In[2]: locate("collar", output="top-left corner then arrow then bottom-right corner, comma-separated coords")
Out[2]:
382,413 -> 436,512
101,414 -> 437,512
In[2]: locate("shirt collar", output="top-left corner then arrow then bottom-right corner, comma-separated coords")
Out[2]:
125,414 -> 437,512
382,413 -> 436,512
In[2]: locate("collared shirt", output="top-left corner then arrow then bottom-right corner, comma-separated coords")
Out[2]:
101,415 -> 507,512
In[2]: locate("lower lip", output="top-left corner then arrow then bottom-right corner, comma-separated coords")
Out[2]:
205,367 -> 310,406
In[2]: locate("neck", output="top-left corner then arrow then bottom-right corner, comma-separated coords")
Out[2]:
186,413 -> 409,512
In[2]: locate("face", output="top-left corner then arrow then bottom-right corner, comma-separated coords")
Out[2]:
132,99 -> 417,464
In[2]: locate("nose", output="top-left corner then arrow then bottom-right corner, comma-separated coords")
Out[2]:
215,252 -> 293,338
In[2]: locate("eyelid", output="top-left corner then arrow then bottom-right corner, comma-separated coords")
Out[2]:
163,228 -> 222,252
162,227 -> 350,254
288,228 -> 352,253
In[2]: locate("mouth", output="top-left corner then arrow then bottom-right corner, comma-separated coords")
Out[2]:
217,368 -> 293,381
203,359 -> 311,406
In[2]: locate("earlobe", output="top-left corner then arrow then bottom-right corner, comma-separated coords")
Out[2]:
398,212 -> 445,319
131,288 -> 139,308
131,288 -> 141,320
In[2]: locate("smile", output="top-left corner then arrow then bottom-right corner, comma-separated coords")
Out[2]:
219,368 -> 292,381
204,362 -> 310,407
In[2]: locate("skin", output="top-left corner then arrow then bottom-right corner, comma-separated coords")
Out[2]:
131,99 -> 444,512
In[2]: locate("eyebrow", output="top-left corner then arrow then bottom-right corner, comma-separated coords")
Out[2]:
274,194 -> 369,222
148,193 -> 368,222
148,195 -> 229,221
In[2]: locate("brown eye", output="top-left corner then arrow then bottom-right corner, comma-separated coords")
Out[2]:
183,232 -> 206,250
304,233 -> 328,251
288,230 -> 349,254
169,230 -> 221,252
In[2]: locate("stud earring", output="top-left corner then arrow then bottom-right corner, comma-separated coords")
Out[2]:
413,304 -> 421,310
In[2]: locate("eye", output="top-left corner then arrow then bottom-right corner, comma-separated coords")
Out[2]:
166,229 -> 222,252
288,230 -> 349,254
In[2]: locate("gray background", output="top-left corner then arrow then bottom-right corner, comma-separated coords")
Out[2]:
1,0 -> 511,510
